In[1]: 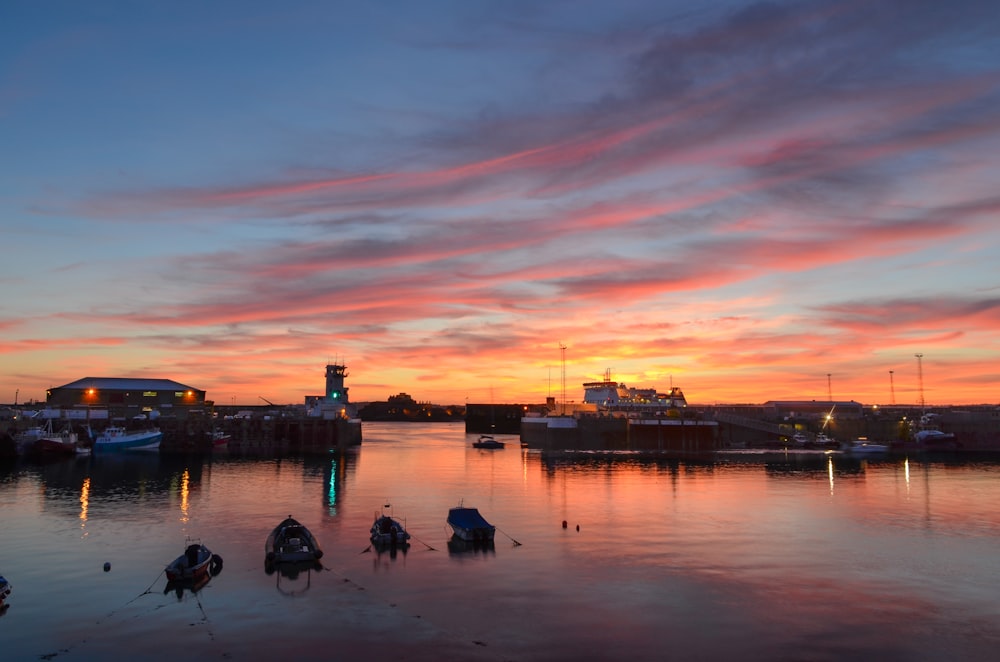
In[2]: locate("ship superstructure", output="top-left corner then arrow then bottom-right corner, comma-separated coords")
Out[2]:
582,369 -> 687,411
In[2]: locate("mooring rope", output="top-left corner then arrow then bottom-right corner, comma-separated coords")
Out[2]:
496,527 -> 522,546
407,531 -> 437,551
94,569 -> 164,625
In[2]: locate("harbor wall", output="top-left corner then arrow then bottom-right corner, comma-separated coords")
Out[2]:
521,415 -> 719,453
465,403 -> 527,434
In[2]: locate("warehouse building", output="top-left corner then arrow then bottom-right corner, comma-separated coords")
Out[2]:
46,377 -> 207,412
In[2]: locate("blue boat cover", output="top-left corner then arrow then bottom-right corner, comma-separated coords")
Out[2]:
448,507 -> 492,528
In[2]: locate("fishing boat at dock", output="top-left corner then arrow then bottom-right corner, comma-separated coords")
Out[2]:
26,420 -> 81,459
210,430 -> 231,449
92,426 -> 162,452
13,424 -> 48,455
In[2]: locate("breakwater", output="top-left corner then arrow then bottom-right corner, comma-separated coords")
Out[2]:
160,415 -> 362,453
521,414 -> 719,453
0,413 -> 362,456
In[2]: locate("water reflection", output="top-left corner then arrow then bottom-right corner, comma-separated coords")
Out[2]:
2,424 -> 1000,662
447,537 -> 496,556
369,540 -> 411,573
324,453 -> 343,513
0,451 -> 355,526
163,572 -> 213,601
79,476 -> 90,532
269,560 -> 323,597
177,469 -> 190,522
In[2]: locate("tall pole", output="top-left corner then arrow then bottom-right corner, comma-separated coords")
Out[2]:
559,344 -> 567,412
915,354 -> 925,412
889,370 -> 895,405
827,373 -> 832,401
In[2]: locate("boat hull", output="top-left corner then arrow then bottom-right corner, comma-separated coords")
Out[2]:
265,516 -> 324,566
472,435 -> 505,449
29,438 -> 77,458
165,544 -> 219,582
447,506 -> 495,542
370,516 -> 411,546
841,440 -> 890,456
93,428 -> 162,452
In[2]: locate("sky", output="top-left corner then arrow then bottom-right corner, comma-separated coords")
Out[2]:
2,0 -> 999,408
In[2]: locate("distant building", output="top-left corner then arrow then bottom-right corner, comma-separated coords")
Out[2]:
46,377 -> 206,410
762,400 -> 864,420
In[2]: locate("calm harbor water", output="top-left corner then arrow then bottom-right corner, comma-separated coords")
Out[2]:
2,421 -> 999,661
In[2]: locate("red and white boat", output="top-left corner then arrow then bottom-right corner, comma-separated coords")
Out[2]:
165,541 -> 222,582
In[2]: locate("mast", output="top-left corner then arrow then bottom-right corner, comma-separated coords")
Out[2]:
559,344 -> 567,413
915,354 -> 925,413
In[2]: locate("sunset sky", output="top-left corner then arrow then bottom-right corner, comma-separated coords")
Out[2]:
3,0 -> 999,407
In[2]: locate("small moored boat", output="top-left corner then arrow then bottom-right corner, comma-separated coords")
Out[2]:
840,438 -> 890,456
265,516 -> 324,566
472,435 -> 505,449
165,541 -> 223,582
370,504 -> 411,547
447,504 -> 496,542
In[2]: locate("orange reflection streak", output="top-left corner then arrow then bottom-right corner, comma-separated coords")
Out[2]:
828,457 -> 834,496
79,477 -> 90,534
179,469 -> 190,523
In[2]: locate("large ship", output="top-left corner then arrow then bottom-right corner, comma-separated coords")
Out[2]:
522,370 -> 717,452
583,369 -> 688,411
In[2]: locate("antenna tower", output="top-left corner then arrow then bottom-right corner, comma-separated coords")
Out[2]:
559,344 -> 567,411
915,354 -> 925,412
827,373 -> 832,401
889,370 -> 895,405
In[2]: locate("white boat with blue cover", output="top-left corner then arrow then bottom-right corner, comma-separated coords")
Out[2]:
447,504 -> 496,542
93,426 -> 162,452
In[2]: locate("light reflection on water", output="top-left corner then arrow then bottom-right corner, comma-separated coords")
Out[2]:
1,421 -> 999,661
